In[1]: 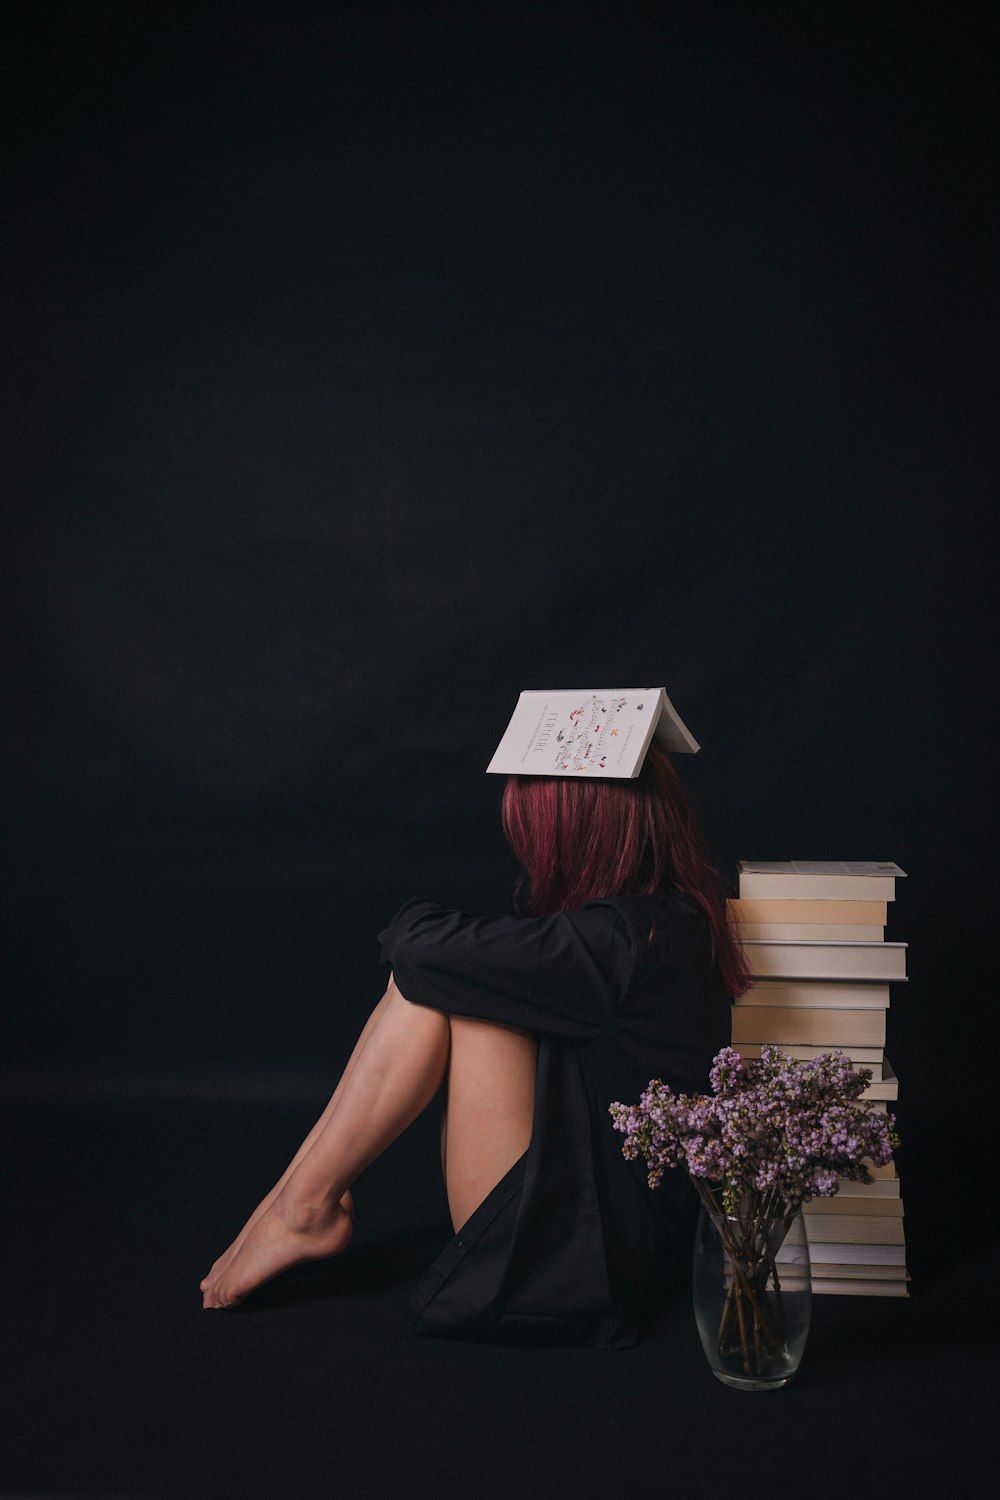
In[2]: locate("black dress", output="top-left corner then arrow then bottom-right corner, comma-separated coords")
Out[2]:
378,884 -> 732,1348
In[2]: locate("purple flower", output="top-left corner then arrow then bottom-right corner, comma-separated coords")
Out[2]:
609,1046 -> 900,1212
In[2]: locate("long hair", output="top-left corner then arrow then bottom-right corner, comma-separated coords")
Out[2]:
501,738 -> 751,997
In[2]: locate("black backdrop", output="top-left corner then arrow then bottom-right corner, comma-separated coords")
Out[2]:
2,5 -> 997,1492
6,0 -> 994,1098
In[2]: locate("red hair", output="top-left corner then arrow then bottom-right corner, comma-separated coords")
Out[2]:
501,739 -> 751,998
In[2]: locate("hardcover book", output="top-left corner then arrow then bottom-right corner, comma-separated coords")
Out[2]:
487,687 -> 698,778
810,1262 -> 908,1278
803,1196 -> 904,1218
860,1062 -> 898,1101
742,940 -> 907,982
730,1006 -> 887,1047
728,899 -> 890,924
810,1279 -> 909,1297
732,1043 -> 886,1078
800,1216 -> 905,1243
833,1177 -> 901,1199
803,1242 -> 907,1265
737,861 -> 907,901
735,981 -> 892,1010
735,923 -> 885,940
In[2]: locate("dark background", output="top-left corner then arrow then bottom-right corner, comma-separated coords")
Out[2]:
2,3 -> 995,1497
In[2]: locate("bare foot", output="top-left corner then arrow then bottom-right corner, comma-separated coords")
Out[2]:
200,1187 -> 355,1292
202,1194 -> 354,1308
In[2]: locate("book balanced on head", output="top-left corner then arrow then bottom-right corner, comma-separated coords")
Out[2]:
487,687 -> 699,779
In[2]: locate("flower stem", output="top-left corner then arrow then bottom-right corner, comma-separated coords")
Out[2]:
693,1178 -> 788,1364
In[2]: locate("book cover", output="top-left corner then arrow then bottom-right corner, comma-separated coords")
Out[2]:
486,687 -> 698,778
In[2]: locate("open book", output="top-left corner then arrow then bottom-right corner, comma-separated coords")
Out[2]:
487,687 -> 699,779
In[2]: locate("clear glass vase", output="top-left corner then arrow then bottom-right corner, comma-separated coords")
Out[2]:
692,1187 -> 812,1391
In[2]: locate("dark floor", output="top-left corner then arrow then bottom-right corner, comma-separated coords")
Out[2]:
2,1081 -> 993,1500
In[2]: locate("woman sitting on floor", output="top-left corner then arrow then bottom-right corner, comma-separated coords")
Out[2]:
201,721 -> 749,1348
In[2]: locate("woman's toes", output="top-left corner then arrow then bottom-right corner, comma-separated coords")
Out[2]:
200,1198 -> 354,1310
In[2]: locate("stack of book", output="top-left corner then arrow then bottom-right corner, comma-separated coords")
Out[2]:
730,861 -> 909,1298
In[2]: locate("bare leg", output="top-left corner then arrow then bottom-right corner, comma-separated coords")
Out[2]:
201,986 -> 395,1290
203,979 -> 451,1307
443,1015 -> 537,1231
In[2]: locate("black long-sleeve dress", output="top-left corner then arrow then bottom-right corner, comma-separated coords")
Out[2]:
378,883 -> 732,1348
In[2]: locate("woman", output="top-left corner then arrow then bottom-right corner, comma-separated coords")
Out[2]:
201,739 -> 750,1346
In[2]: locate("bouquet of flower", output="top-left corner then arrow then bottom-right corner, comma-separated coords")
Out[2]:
609,1046 -> 899,1382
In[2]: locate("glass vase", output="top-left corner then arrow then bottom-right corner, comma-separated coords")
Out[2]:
692,1187 -> 812,1391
